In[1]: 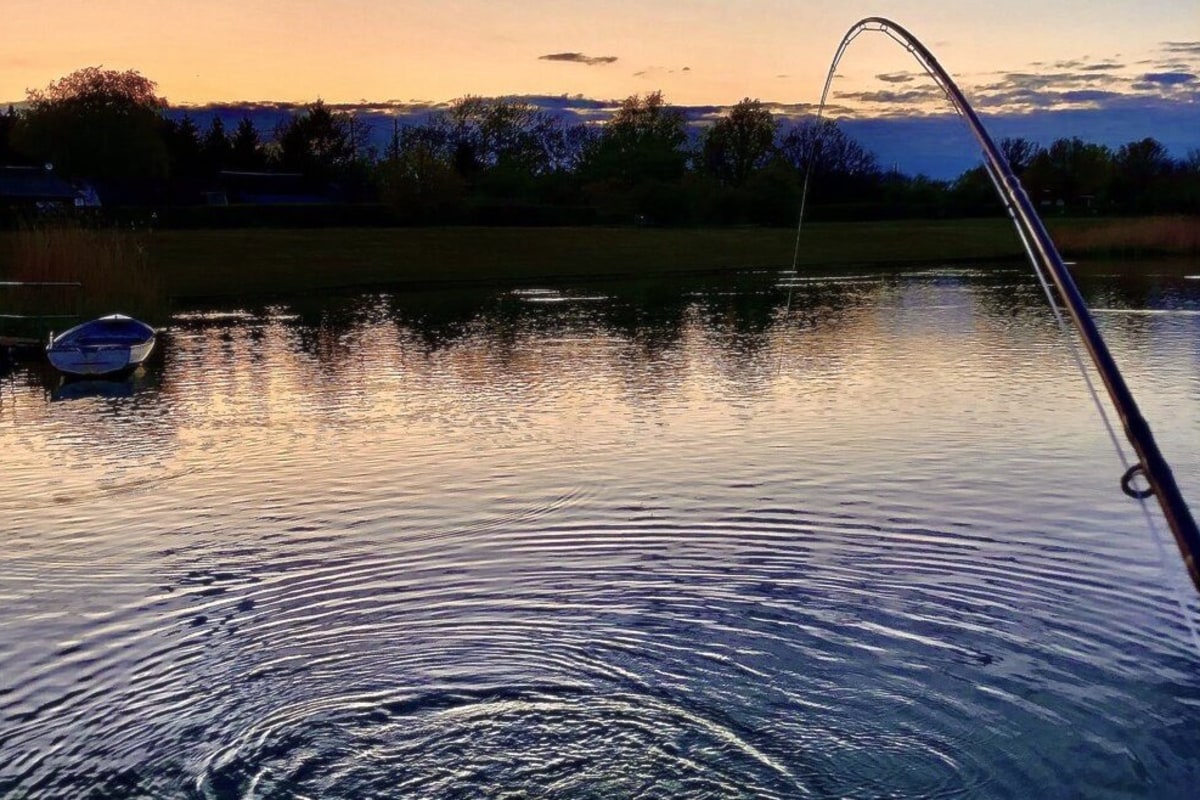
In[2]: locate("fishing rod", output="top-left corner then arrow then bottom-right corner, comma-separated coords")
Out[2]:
816,17 -> 1200,594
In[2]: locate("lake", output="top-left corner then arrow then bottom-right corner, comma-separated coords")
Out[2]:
2,262 -> 1199,798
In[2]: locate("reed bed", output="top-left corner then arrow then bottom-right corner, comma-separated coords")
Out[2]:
0,225 -> 168,335
1051,216 -> 1200,257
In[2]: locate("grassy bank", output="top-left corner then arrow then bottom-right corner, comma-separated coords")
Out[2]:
1,217 -> 1195,304
144,220 -> 1027,299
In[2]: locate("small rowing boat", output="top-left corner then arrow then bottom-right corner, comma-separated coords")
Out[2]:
46,314 -> 156,377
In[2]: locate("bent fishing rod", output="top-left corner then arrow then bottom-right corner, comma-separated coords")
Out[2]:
818,17 -> 1200,594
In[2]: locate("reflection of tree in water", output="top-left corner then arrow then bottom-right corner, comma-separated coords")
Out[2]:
14,264 -> 1192,478
0,352 -> 183,513
200,273 -> 892,399
160,264 -> 1200,417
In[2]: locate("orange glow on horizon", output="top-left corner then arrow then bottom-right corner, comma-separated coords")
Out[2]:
2,0 -> 1196,115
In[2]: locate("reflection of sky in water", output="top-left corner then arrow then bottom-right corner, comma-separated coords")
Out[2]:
5,265 -> 1200,560
5,265 -> 1200,554
2,264 -> 1200,798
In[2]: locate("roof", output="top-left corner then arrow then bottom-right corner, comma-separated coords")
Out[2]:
0,166 -> 77,201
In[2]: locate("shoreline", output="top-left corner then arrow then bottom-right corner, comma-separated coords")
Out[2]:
1,217 -> 1196,304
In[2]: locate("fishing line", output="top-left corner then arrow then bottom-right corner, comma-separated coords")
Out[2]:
789,24 -> 1137,469
1140,476 -> 1200,653
792,17 -> 1200,649
980,161 -> 1133,471
985,163 -> 1200,651
780,26 -> 867,365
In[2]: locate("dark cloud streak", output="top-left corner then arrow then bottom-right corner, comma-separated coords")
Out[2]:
876,72 -> 916,84
835,87 -> 943,104
1139,71 -> 1197,85
538,52 -> 618,66
1163,42 -> 1200,55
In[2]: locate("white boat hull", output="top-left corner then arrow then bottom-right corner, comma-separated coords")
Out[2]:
47,339 -> 155,376
46,314 -> 157,377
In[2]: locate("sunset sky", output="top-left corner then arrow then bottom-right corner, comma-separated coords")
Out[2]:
4,0 -> 1196,110
4,0 -> 1197,176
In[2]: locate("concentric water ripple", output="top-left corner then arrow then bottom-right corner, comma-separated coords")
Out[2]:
3,267 -> 1200,798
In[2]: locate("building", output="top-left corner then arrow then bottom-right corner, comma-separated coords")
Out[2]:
0,165 -> 80,212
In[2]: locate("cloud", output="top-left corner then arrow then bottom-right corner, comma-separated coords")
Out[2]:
1058,89 -> 1126,103
1139,71 -> 1197,85
840,100 -> 1200,178
834,87 -> 944,105
978,71 -> 1124,92
961,68 -> 1148,113
538,52 -> 617,66
1163,42 -> 1200,56
810,47 -> 1200,119
633,65 -> 690,79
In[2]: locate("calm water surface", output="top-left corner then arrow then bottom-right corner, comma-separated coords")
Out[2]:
3,263 -> 1200,798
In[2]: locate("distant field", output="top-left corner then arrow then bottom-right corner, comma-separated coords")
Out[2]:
2,217 -> 1196,303
144,220 -> 1027,299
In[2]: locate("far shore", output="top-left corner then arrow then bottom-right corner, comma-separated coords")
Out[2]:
1,217 -> 1197,304
143,216 -> 1200,300
148,220 -> 1025,300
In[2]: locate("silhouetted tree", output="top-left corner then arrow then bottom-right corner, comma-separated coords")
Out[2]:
0,105 -> 19,163
1025,137 -> 1112,212
1181,149 -> 1200,213
949,166 -> 1003,215
162,114 -> 204,177
556,122 -> 596,174
228,117 -> 266,170
742,162 -> 802,225
377,125 -> 464,220
778,120 -> 879,180
429,97 -> 571,187
777,120 -> 880,207
11,67 -> 168,179
700,98 -> 778,186
274,100 -> 360,182
581,92 -> 689,185
1111,137 -> 1173,213
999,137 -> 1041,176
882,173 -> 951,216
202,117 -> 233,174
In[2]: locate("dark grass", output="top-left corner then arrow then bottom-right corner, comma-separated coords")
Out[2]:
2,218 -> 1194,304
141,220 -> 1026,299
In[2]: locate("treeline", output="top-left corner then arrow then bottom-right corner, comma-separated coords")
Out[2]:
2,68 -> 1198,227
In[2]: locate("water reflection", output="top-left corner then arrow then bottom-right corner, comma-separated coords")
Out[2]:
50,369 -> 152,402
2,262 -> 1200,798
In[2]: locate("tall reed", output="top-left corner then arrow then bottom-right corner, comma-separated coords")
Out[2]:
0,225 -> 167,335
1052,216 -> 1200,257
